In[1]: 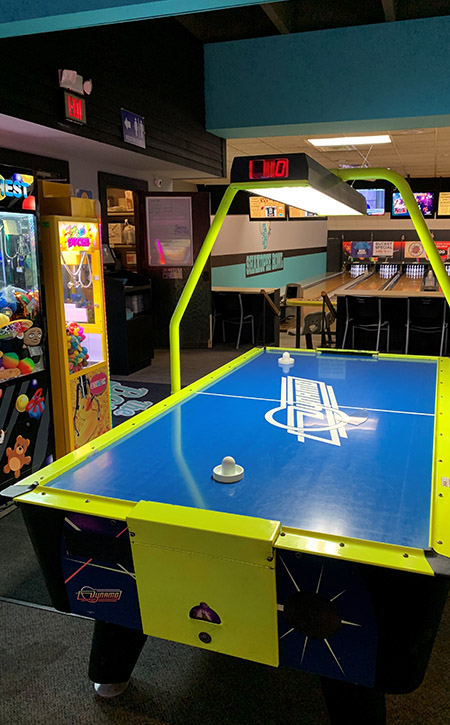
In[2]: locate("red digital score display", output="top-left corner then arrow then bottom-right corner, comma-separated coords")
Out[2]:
248,158 -> 289,180
64,91 -> 86,125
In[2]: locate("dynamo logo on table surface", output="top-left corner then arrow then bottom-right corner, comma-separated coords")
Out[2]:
265,376 -> 350,446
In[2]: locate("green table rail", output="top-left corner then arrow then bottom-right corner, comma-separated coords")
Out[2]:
169,168 -> 450,393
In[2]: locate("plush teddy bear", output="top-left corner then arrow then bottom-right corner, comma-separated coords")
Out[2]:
3,434 -> 31,479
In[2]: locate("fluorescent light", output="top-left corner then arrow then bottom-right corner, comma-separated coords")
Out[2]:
308,135 -> 391,147
246,187 -> 364,216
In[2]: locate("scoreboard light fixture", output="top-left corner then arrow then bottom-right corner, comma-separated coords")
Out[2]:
230,153 -> 367,216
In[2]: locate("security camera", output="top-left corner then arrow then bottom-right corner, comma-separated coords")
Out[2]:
154,179 -> 163,188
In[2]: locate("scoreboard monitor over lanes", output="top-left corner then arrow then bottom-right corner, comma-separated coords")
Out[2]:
230,153 -> 367,217
248,196 -> 286,220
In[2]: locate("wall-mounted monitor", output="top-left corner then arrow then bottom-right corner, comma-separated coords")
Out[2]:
288,206 -> 324,219
392,192 -> 435,218
357,188 -> 385,216
249,196 -> 286,220
437,191 -> 450,216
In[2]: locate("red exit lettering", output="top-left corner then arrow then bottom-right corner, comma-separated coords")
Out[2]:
68,95 -> 83,121
249,158 -> 289,180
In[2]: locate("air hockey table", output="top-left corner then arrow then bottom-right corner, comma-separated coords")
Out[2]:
13,347 -> 450,720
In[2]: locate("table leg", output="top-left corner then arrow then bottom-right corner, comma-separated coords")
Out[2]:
89,620 -> 147,687
321,678 -> 386,724
295,307 -> 301,348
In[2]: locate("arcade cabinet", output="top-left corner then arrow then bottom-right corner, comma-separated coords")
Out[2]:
39,184 -> 111,458
0,166 -> 54,489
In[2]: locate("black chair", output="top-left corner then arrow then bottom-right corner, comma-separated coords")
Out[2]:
215,292 -> 255,350
405,297 -> 448,356
342,296 -> 390,351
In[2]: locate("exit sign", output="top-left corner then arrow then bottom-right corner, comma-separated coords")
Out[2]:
64,91 -> 86,125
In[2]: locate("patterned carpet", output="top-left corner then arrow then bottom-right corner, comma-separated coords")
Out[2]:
110,380 -> 170,426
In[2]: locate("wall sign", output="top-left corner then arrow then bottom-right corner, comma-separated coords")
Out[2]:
0,168 -> 35,211
372,241 -> 394,257
121,109 -> 146,148
64,91 -> 86,125
246,252 -> 284,277
350,241 -> 373,258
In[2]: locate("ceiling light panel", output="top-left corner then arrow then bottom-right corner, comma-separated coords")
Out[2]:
308,135 -> 391,147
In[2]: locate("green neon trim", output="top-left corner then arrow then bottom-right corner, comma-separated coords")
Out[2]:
333,168 -> 450,308
169,184 -> 238,393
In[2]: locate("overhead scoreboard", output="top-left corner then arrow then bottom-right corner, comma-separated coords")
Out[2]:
231,153 -> 367,216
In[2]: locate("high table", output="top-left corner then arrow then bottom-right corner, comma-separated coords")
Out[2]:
11,347 -> 450,722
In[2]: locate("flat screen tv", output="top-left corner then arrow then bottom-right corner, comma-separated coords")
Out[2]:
249,196 -> 286,220
288,206 -> 323,219
437,191 -> 450,216
392,192 -> 434,218
357,188 -> 385,216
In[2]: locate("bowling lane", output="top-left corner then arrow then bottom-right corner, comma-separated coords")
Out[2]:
350,272 -> 390,291
391,275 -> 423,292
302,271 -> 353,300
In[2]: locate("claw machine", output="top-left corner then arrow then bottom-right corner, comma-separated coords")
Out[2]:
40,185 -> 111,458
0,166 -> 54,490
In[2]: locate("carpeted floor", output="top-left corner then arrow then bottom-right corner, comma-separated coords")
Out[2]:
0,600 -> 328,725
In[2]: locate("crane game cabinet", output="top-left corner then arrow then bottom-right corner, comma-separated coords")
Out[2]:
0,166 -> 54,491
39,187 -> 111,458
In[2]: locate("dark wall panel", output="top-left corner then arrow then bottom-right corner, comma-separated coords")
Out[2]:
0,19 -> 225,177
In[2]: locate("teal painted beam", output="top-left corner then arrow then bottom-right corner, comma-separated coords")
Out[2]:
0,0 -> 282,38
205,16 -> 450,137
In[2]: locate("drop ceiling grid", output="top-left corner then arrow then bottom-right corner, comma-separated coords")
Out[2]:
225,127 -> 448,180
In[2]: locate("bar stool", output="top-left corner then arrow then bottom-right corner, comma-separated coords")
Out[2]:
342,296 -> 390,351
220,292 -> 255,350
405,297 -> 448,356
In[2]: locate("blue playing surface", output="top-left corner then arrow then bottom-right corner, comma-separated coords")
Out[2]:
50,350 -> 438,549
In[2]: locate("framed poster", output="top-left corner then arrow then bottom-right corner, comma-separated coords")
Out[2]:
146,196 -> 193,266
